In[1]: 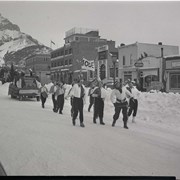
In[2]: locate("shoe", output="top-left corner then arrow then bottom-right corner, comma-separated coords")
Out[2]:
93,118 -> 96,124
112,120 -> 116,127
80,122 -> 85,127
132,117 -> 136,123
72,119 -> 76,126
42,104 -> 44,108
100,122 -> 105,125
59,112 -> 63,114
124,125 -> 129,129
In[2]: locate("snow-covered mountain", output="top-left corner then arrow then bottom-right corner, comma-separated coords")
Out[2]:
0,13 -> 51,66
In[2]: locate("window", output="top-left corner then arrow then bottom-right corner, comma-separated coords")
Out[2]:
51,62 -> 53,67
123,56 -> 126,66
170,73 -> 180,89
65,50 -> 68,55
65,60 -> 68,66
69,59 -> 72,65
69,48 -> 72,54
75,37 -> 79,41
61,60 -> 64,66
90,71 -> 93,78
110,68 -> 118,78
61,51 -> 64,56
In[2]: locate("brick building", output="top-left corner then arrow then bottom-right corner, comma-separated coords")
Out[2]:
25,53 -> 51,84
50,27 -> 117,84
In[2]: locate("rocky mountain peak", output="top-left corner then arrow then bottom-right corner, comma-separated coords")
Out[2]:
0,13 -> 20,31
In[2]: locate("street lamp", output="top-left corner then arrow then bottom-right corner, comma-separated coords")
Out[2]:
111,56 -> 119,86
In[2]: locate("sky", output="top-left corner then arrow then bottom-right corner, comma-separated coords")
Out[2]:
0,1 -> 180,50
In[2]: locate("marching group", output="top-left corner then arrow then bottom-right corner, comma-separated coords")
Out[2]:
39,79 -> 140,129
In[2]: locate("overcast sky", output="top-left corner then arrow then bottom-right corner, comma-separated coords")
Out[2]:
0,1 -> 180,50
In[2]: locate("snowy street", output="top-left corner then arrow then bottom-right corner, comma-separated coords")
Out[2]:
0,83 -> 180,177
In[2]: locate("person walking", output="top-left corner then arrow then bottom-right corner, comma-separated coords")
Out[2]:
55,82 -> 66,114
127,81 -> 140,123
49,81 -> 57,112
66,80 -> 77,117
110,82 -> 133,129
69,79 -> 86,127
88,83 -> 95,112
92,81 -> 106,125
40,83 -> 48,108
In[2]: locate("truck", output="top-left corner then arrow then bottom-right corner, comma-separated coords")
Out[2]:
8,75 -> 40,101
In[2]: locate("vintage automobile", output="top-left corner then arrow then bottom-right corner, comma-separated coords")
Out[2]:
8,75 -> 40,101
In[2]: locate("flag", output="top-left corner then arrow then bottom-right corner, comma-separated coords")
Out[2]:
51,40 -> 55,45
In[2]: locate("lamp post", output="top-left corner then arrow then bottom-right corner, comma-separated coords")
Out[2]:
112,56 -> 119,86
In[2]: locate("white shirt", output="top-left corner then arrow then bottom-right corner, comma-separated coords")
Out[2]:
110,86 -> 132,104
69,84 -> 85,98
130,86 -> 140,99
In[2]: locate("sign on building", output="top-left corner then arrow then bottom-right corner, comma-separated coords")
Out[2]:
81,58 -> 95,71
97,45 -> 109,60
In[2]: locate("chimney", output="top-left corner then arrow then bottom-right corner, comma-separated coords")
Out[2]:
120,43 -> 125,47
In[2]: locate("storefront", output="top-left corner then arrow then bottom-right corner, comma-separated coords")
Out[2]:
165,56 -> 180,93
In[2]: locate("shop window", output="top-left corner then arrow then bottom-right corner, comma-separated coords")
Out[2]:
170,73 -> 180,89
90,71 -> 93,78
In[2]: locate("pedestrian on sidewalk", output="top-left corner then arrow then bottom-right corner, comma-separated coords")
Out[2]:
40,83 -> 48,108
88,83 -> 95,112
49,81 -> 57,112
55,81 -> 66,114
127,81 -> 140,123
69,79 -> 86,127
110,82 -> 133,129
92,81 -> 106,125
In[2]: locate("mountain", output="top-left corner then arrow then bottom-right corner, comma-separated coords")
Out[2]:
0,13 -> 51,66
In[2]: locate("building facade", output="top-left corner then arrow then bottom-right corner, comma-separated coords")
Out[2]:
25,54 -> 51,84
50,27 -> 117,84
164,55 -> 180,93
118,42 -> 179,90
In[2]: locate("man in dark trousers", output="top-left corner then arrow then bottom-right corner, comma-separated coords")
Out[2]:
69,79 -> 86,127
110,82 -> 133,129
55,82 -> 66,114
49,81 -> 57,112
88,83 -> 95,112
92,81 -> 106,125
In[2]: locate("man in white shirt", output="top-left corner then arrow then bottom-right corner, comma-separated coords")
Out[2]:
110,82 -> 133,129
69,79 -> 86,127
127,81 -> 140,123
49,81 -> 57,112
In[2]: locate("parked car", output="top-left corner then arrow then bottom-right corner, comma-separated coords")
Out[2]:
8,75 -> 40,101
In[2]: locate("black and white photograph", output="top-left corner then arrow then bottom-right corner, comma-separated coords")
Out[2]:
0,0 -> 180,178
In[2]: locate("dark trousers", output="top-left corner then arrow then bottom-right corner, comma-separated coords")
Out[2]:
72,97 -> 84,123
88,96 -> 94,111
57,94 -> 64,113
128,98 -> 138,117
113,105 -> 128,126
52,94 -> 57,112
70,97 -> 74,117
93,98 -> 104,123
41,94 -> 47,107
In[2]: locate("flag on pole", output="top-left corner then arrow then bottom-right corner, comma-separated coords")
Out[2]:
51,40 -> 55,45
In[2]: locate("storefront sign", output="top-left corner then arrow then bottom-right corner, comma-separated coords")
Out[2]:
97,45 -> 108,52
81,58 -> 95,71
172,61 -> 180,68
